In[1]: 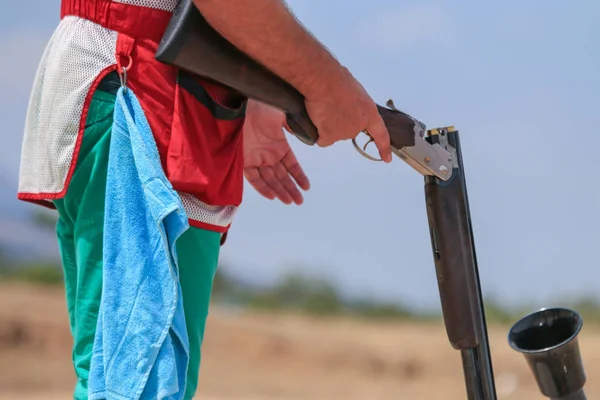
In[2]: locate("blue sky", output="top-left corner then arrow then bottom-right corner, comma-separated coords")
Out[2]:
1,0 -> 599,311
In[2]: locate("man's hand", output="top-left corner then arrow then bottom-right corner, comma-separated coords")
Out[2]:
243,100 -> 310,205
194,0 -> 391,161
305,66 -> 392,163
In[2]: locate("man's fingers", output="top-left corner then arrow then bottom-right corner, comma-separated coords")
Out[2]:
245,157 -> 308,205
368,113 -> 392,163
244,168 -> 276,200
282,151 -> 310,191
273,163 -> 303,205
259,166 -> 294,205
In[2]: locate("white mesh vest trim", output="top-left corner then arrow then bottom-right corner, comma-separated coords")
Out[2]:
179,193 -> 238,228
111,0 -> 179,12
19,16 -> 118,195
18,15 -> 239,230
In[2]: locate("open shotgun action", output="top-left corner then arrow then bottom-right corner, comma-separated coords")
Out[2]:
155,2 -> 589,398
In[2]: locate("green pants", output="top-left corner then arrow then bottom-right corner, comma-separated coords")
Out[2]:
53,75 -> 221,400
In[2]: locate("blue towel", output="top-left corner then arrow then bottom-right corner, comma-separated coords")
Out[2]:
88,85 -> 190,400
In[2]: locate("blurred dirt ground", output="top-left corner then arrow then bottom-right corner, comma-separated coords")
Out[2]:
1,283 -> 599,400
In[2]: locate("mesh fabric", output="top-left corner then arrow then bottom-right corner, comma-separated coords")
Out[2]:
112,0 -> 179,12
19,16 -> 118,195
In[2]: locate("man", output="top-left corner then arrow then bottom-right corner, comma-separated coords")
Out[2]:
17,0 -> 392,399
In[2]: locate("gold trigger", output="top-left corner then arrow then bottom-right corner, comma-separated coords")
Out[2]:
363,137 -> 373,152
352,131 -> 383,162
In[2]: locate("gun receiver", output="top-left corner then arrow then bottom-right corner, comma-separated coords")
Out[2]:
155,0 -> 452,181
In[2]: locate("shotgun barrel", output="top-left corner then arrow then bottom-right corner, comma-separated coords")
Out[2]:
424,127 -> 498,400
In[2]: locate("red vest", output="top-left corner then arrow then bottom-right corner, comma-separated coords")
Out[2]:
61,0 -> 246,232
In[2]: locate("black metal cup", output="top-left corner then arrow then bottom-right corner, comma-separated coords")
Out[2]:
508,307 -> 586,400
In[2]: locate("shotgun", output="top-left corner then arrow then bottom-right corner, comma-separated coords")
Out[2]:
155,2 -> 589,399
155,0 -> 453,182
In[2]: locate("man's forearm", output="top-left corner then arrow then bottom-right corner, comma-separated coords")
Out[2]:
192,0 -> 343,98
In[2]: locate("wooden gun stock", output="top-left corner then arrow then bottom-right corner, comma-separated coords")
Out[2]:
155,0 -> 419,149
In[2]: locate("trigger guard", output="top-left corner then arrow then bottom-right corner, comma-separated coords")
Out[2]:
352,136 -> 383,162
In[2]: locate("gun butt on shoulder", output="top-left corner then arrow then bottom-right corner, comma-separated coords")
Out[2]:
155,0 -> 450,179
